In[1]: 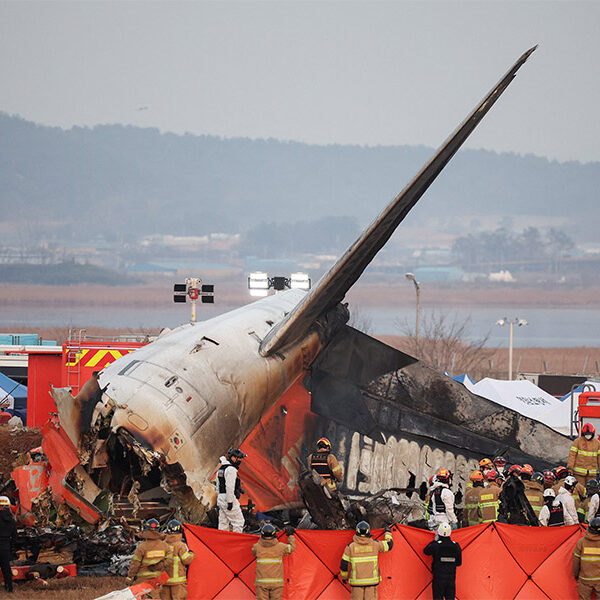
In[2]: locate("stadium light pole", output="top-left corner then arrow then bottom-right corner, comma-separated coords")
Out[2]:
405,273 -> 421,341
496,317 -> 528,380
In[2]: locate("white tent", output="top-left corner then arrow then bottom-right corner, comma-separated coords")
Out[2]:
471,378 -> 562,425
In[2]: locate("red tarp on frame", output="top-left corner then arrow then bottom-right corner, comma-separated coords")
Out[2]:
184,522 -> 584,599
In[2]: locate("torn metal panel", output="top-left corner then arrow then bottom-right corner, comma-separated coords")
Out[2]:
41,420 -> 101,524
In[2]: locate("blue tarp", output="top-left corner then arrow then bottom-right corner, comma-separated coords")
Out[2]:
0,371 -> 27,422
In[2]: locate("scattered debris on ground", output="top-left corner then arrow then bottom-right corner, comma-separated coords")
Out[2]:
7,575 -> 128,600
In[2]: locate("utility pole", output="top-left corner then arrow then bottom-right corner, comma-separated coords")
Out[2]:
405,273 -> 421,341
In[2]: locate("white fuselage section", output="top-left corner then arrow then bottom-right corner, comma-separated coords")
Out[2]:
98,289 -> 323,506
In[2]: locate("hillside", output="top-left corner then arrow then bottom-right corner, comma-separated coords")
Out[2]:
1,112 -> 599,243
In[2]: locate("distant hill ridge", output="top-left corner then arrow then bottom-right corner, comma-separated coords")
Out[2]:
1,112 -> 598,240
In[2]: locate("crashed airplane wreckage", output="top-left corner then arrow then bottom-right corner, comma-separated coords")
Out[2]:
47,45 -> 569,529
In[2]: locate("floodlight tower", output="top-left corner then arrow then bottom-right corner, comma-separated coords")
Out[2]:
247,272 -> 311,296
496,317 -> 528,380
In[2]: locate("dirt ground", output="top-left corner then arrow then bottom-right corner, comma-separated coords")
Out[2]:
0,426 -> 42,480
4,575 -> 127,599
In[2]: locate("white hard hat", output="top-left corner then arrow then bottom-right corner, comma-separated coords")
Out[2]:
543,488 -> 556,498
437,522 -> 452,538
565,475 -> 577,487
0,496 -> 10,506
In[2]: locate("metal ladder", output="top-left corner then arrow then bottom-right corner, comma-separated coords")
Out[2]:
66,328 -> 86,395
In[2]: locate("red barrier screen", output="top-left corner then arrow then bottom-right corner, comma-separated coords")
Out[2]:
184,523 -> 583,599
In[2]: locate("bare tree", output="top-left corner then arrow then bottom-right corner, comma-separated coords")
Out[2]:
348,305 -> 373,334
396,311 -> 493,380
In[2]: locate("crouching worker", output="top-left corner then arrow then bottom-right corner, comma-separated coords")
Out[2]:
252,522 -> 295,600
340,521 -> 393,599
161,519 -> 195,600
128,518 -> 171,598
573,517 -> 600,599
424,523 -> 462,600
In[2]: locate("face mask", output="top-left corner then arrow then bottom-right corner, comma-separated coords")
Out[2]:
585,433 -> 594,440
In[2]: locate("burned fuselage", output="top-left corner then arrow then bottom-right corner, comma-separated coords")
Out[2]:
52,293 -> 348,520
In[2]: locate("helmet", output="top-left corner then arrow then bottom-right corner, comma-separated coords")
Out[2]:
543,488 -> 556,499
165,519 -> 182,534
590,517 -> 600,534
227,448 -> 247,463
356,521 -> 371,537
533,472 -> 544,485
543,470 -> 556,485
486,469 -> 499,481
554,466 -> 568,480
493,456 -> 507,467
144,518 -> 160,531
0,496 -> 10,507
260,522 -> 277,539
316,437 -> 331,450
479,458 -> 493,470
508,464 -> 522,476
436,469 -> 451,484
587,479 -> 599,493
521,464 -> 534,478
564,475 -> 577,489
438,523 -> 452,538
582,423 -> 596,436
470,470 -> 484,483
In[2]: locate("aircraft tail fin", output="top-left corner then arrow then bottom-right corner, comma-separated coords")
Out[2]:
260,46 -> 537,356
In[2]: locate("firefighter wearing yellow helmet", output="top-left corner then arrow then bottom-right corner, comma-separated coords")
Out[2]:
308,437 -> 344,496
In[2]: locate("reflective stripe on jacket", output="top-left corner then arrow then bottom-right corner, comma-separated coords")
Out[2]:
480,487 -> 500,523
127,531 -> 170,582
340,533 -> 392,587
251,534 -> 295,589
523,481 -> 544,517
309,452 -> 343,490
464,487 -> 483,526
573,530 -> 600,583
568,437 -> 600,477
165,533 -> 195,585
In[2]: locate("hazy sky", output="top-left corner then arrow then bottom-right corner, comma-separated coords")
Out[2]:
1,1 -> 599,163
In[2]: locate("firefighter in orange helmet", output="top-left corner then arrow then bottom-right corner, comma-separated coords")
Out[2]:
520,464 -> 544,520
308,437 -> 343,496
479,458 -> 493,476
569,423 -> 600,487
480,470 -> 501,523
161,520 -> 194,600
464,471 -> 484,526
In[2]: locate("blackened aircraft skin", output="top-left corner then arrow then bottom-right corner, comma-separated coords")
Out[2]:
52,47 -> 541,521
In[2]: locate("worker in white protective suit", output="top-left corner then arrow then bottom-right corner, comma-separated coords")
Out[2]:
216,448 -> 247,533
556,475 -> 580,526
428,468 -> 458,531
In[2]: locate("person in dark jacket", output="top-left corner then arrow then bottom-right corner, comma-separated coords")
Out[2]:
0,496 -> 16,593
424,522 -> 462,600
498,465 -> 538,525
